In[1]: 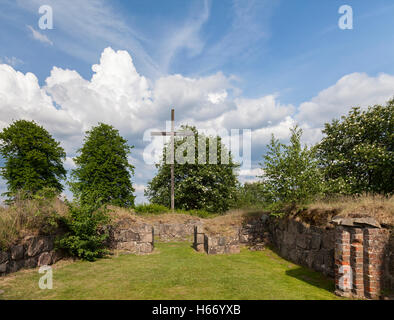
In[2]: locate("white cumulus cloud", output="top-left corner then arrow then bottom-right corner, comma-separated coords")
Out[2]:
296,72 -> 394,128
221,95 -> 295,130
1,47 -> 394,201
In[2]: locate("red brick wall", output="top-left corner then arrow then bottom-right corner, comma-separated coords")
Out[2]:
335,226 -> 391,299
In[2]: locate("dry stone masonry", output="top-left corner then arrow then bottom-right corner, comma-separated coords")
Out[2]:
204,234 -> 240,254
194,225 -> 205,252
239,216 -> 270,248
0,219 -> 155,276
193,225 -> 240,254
108,219 -> 154,254
152,219 -> 202,242
266,217 -> 336,278
0,235 -> 63,276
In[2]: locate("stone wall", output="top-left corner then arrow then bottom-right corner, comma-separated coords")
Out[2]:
0,235 -> 63,276
204,234 -> 240,254
239,216 -> 272,251
1,219 -> 155,277
235,216 -> 336,277
383,231 -> 394,293
107,219 -> 154,254
194,225 -> 205,252
152,220 -> 202,242
193,226 -> 240,254
264,217 -> 336,278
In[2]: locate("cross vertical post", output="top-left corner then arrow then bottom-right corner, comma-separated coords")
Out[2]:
150,109 -> 194,212
170,109 -> 175,212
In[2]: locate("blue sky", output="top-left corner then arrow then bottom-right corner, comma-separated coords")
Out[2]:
1,0 -> 394,203
2,0 -> 394,102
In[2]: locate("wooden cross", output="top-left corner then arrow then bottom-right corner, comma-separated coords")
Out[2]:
150,109 -> 194,211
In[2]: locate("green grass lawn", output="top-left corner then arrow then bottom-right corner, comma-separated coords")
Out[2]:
0,242 -> 342,300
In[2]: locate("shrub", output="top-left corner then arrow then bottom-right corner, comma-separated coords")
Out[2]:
56,203 -> 110,261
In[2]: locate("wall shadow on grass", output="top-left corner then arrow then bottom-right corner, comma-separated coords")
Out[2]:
285,267 -> 336,293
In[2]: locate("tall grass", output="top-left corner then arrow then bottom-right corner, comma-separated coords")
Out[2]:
0,191 -> 67,250
0,208 -> 20,250
134,203 -> 168,215
301,194 -> 394,226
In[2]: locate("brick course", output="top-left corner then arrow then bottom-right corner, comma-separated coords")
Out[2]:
334,225 -> 391,299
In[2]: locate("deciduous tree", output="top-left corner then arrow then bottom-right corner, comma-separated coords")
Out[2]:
70,123 -> 135,207
259,126 -> 322,209
0,120 -> 66,199
145,126 -> 239,213
317,99 -> 394,194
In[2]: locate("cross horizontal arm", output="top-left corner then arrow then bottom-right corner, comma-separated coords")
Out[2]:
150,132 -> 170,136
151,131 -> 195,136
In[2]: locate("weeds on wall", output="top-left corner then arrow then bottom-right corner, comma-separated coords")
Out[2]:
0,188 -> 64,250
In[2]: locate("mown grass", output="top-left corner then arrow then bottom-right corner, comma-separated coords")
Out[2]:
0,242 -> 342,300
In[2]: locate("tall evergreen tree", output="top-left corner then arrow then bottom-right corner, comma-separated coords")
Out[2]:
70,123 -> 135,207
0,120 -> 66,199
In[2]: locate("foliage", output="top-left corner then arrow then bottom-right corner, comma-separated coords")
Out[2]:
231,182 -> 266,209
0,120 -> 66,200
69,123 -> 135,208
57,202 -> 110,261
0,188 -> 64,250
317,100 -> 394,195
259,126 -> 322,212
134,203 -> 211,218
134,203 -> 169,215
145,126 -> 239,213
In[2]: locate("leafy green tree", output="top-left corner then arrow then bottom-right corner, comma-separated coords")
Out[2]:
0,120 -> 66,199
232,182 -> 266,209
70,123 -> 135,207
145,126 -> 239,213
259,126 -> 322,209
317,100 -> 394,195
